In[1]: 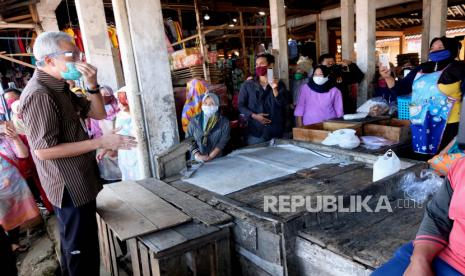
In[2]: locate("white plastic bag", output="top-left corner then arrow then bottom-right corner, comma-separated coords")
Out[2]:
373,149 -> 401,182
357,97 -> 389,114
400,169 -> 444,203
322,129 -> 360,149
343,113 -> 368,120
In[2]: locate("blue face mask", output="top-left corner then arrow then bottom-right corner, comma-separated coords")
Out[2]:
429,49 -> 451,62
60,62 -> 82,80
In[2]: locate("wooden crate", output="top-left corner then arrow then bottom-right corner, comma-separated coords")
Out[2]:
133,223 -> 231,276
293,122 -> 363,143
363,119 -> 411,143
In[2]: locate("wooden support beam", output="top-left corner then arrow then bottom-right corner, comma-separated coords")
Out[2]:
4,14 -> 32,23
29,3 -> 42,33
0,53 -> 36,69
161,2 -> 318,14
0,23 -> 36,29
376,2 -> 423,20
194,0 -> 210,82
239,12 -> 248,75
204,25 -> 270,31
335,31 -> 404,37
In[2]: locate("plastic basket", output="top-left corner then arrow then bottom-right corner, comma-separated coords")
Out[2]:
397,96 -> 411,120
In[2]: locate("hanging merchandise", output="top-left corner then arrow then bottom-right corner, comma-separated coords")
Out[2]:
107,26 -> 119,49
373,150 -> 401,182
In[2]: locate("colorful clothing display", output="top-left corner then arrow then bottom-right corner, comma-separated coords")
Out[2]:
0,138 -> 39,231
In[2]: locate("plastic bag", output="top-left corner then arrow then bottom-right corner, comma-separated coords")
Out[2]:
357,97 -> 389,116
322,129 -> 360,149
400,169 -> 444,203
361,136 -> 395,150
373,149 -> 401,181
343,113 -> 368,120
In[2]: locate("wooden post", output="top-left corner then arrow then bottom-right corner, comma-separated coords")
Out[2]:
111,0 -> 152,178
356,0 -> 375,105
316,14 -> 329,57
239,12 -> 248,75
341,0 -> 355,60
421,0 -> 446,63
399,34 -> 405,55
194,0 -> 210,82
269,0 -> 289,88
177,9 -> 186,48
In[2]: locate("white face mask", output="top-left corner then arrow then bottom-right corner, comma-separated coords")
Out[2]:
313,76 -> 329,85
202,105 -> 218,117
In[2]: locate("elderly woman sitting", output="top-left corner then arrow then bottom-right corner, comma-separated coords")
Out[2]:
187,93 -> 230,162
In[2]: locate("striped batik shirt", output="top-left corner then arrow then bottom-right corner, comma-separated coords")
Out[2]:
19,69 -> 102,207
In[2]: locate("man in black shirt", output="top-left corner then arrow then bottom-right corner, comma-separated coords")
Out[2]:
238,53 -> 287,145
319,54 -> 365,114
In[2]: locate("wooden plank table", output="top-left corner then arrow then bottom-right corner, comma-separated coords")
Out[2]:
97,181 -> 191,241
97,180 -> 233,276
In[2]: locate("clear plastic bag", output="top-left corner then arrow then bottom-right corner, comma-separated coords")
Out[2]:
400,169 -> 445,203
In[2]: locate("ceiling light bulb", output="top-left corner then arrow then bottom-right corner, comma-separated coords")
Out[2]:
232,18 -> 237,23
258,11 -> 266,16
204,14 -> 210,20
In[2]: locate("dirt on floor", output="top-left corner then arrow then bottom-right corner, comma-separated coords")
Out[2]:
15,216 -> 59,276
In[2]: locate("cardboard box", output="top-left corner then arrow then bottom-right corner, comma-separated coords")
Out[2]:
293,122 -> 363,143
363,119 -> 411,143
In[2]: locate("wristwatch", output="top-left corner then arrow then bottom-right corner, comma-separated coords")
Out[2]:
86,85 -> 101,94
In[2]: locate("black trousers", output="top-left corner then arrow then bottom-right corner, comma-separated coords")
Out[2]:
53,188 -> 100,276
0,225 -> 17,276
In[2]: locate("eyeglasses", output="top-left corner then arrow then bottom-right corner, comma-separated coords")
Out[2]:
37,50 -> 85,66
49,50 -> 85,61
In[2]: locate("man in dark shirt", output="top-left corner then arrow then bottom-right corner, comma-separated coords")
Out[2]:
238,53 -> 287,145
319,54 -> 365,114
19,31 -> 137,276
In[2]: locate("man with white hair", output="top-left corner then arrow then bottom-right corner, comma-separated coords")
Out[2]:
19,31 -> 137,275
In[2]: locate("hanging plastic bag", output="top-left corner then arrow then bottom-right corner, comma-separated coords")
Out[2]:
322,129 -> 360,149
373,149 -> 401,182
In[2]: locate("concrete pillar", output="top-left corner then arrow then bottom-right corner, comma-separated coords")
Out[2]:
34,0 -> 61,32
74,0 -> 124,90
356,0 -> 375,105
124,0 -> 180,176
316,15 -> 329,57
421,0 -> 432,62
421,0 -> 447,62
341,0 -> 355,60
269,0 -> 289,88
429,0 -> 447,39
111,0 -> 151,178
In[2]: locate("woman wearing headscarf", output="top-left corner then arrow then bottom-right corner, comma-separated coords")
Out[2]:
294,65 -> 344,126
91,86 -> 122,182
380,36 -> 465,157
187,93 -> 230,162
